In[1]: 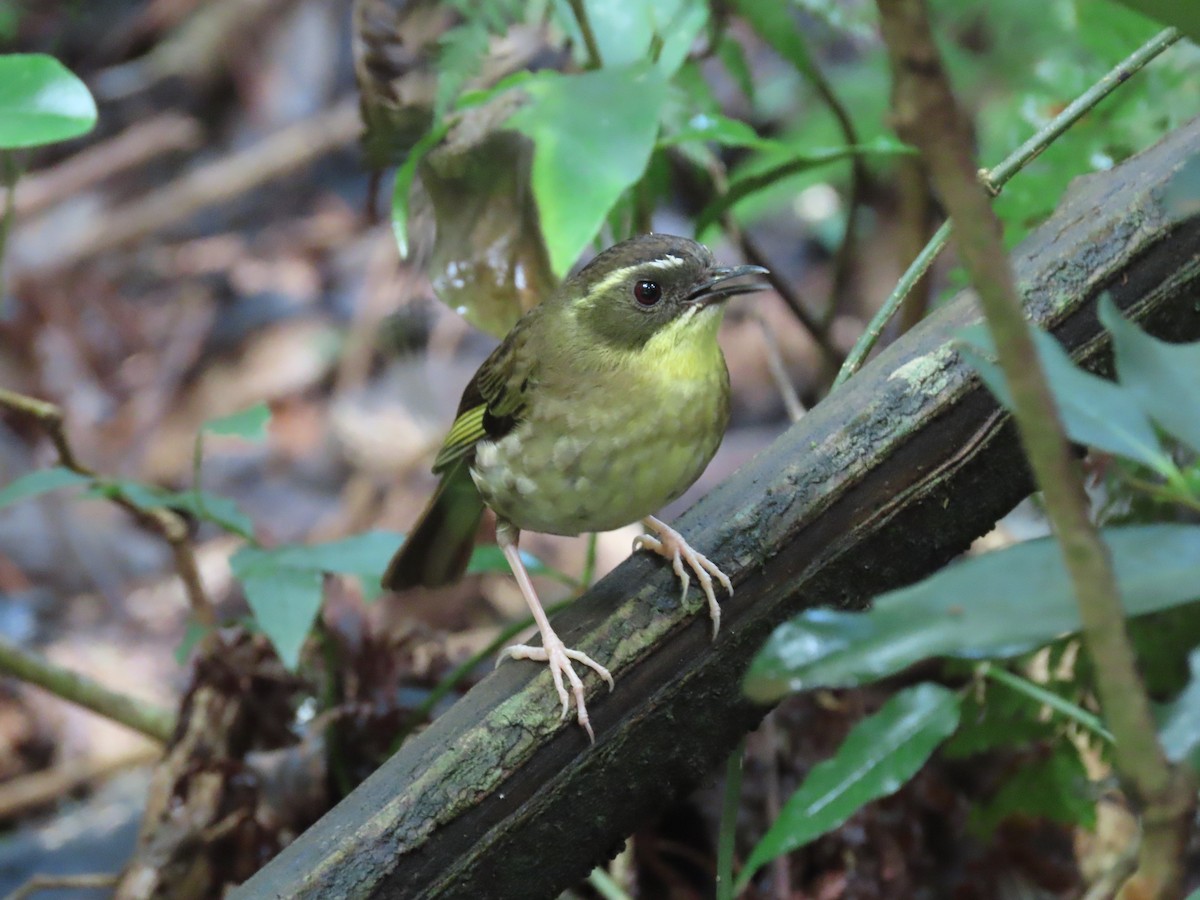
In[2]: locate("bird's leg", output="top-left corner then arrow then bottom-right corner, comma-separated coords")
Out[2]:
495,521 -> 614,742
633,515 -> 732,640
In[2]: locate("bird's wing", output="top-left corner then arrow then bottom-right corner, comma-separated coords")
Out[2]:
432,324 -> 534,473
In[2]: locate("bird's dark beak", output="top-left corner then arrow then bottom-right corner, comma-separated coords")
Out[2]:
687,264 -> 771,307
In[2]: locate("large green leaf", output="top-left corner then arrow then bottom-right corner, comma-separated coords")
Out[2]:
734,684 -> 960,891
508,64 -> 668,276
1098,296 -> 1200,456
0,467 -> 91,509
959,324 -> 1175,476
0,54 -> 97,149
745,525 -> 1200,701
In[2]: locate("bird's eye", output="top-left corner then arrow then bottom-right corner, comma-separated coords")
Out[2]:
634,280 -> 662,306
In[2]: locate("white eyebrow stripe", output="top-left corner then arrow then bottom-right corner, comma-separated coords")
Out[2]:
589,255 -> 689,296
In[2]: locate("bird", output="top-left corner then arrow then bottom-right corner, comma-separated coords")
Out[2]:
383,233 -> 770,740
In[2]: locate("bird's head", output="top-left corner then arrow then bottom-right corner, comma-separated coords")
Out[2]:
560,234 -> 770,353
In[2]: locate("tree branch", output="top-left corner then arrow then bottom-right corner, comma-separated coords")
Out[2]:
234,117 -> 1200,900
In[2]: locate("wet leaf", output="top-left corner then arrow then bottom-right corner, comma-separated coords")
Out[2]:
959,324 -> 1174,476
735,684 -> 960,891
0,54 -> 96,149
509,63 -> 668,276
1098,296 -> 1200,456
746,525 -> 1200,701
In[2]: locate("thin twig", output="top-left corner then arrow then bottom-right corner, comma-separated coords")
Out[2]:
874,4 -> 1191,896
803,52 -> 868,327
0,150 -> 18,307
566,0 -> 604,69
0,387 -> 215,625
834,220 -> 949,389
754,312 -> 805,423
739,230 -> 841,366
833,26 -> 1182,388
0,637 -> 175,742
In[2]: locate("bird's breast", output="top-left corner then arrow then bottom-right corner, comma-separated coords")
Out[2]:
470,357 -> 730,535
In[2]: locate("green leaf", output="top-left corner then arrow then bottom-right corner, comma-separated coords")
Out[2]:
1157,648 -> 1200,771
658,112 -> 775,151
695,137 -> 913,235
0,54 -> 97,149
0,467 -> 91,508
257,531 -> 402,579
1107,0 -> 1200,43
509,64 -> 668,276
959,324 -> 1174,477
970,743 -> 1096,834
203,403 -> 271,441
391,122 -> 450,259
1098,296 -> 1200,456
99,480 -> 255,540
734,684 -> 960,891
231,545 -> 324,670
745,525 -> 1200,701
168,490 -> 255,539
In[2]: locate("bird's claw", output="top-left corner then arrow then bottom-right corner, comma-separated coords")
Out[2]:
500,635 -> 613,743
636,519 -> 732,640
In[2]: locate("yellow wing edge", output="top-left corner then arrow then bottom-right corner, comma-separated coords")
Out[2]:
433,404 -> 487,472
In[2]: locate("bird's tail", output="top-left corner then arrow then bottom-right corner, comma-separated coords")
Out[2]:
382,461 -> 486,591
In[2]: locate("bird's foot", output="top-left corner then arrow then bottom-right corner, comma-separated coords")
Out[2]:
634,516 -> 732,640
499,634 -> 614,743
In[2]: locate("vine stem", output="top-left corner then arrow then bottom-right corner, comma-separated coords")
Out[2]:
833,26 -> 1182,389
566,0 -> 603,69
873,3 -> 1191,896
0,636 -> 175,742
